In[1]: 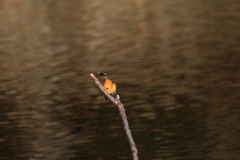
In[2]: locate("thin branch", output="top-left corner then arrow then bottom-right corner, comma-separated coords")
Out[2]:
90,73 -> 139,160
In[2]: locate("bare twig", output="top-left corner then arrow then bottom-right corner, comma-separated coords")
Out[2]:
90,73 -> 139,160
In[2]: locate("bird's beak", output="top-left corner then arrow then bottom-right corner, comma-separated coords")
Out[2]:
98,71 -> 106,76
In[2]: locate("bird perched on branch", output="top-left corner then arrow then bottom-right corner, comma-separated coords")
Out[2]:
98,72 -> 117,101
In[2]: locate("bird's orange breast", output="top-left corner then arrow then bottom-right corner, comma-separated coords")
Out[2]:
103,79 -> 116,94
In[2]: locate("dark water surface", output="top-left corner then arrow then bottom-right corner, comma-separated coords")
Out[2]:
1,1 -> 240,160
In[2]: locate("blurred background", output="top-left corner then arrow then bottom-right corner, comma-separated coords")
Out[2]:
0,0 -> 240,160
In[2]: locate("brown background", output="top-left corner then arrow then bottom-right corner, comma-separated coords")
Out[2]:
0,1 -> 240,160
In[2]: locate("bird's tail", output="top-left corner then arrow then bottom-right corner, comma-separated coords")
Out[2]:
104,95 -> 108,101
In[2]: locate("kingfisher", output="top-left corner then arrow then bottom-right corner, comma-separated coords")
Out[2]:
98,72 -> 117,101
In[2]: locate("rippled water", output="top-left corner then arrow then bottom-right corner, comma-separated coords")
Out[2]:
1,1 -> 240,160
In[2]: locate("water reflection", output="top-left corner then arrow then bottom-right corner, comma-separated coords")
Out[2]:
1,0 -> 240,160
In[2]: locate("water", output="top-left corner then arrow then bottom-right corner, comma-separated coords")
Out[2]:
1,1 -> 240,160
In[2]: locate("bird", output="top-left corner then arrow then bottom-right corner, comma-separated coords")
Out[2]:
98,72 -> 117,101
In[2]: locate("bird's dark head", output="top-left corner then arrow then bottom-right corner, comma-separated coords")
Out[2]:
98,71 -> 110,79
